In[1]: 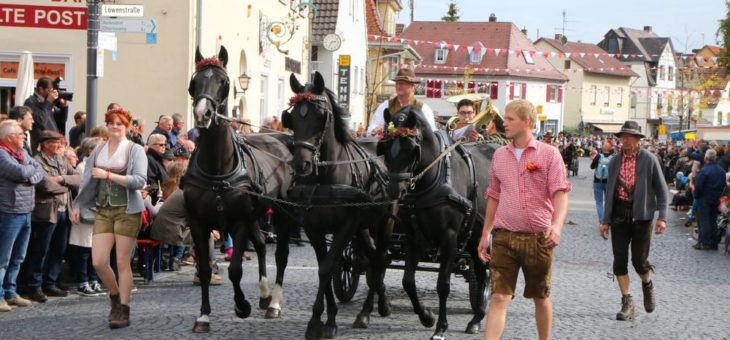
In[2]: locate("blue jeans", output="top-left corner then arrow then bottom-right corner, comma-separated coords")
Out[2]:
0,213 -> 31,300
697,200 -> 720,246
593,182 -> 607,222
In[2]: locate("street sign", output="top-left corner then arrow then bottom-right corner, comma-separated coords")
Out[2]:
658,124 -> 666,135
146,33 -> 157,44
100,18 -> 157,33
658,135 -> 667,144
98,32 -> 117,52
101,5 -> 144,18
338,55 -> 350,67
338,55 -> 351,111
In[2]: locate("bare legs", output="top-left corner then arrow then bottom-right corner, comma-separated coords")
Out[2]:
484,294 -> 552,340
92,233 -> 136,304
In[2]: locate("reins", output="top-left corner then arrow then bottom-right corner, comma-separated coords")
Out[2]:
408,140 -> 462,189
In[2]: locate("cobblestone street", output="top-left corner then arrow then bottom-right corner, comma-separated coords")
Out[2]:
2,158 -> 730,339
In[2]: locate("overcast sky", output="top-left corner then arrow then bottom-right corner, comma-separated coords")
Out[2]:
395,0 -> 724,52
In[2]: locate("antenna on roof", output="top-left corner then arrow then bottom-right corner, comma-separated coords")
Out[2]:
553,9 -> 577,38
410,0 -> 414,24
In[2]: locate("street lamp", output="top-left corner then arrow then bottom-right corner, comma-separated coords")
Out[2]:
234,72 -> 251,97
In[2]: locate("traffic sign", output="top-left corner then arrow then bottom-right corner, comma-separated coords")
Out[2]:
100,18 -> 157,33
101,5 -> 144,18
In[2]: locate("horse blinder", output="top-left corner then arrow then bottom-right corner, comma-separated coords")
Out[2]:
281,110 -> 292,129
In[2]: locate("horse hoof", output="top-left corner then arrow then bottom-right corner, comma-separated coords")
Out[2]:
235,301 -> 252,319
419,309 -> 436,328
378,301 -> 392,317
323,324 -> 338,339
192,321 -> 210,333
464,322 -> 480,334
259,296 -> 272,310
305,320 -> 324,340
352,314 -> 370,329
265,307 -> 281,319
429,333 -> 446,340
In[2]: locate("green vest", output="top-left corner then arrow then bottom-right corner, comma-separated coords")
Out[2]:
387,96 -> 424,115
95,168 -> 128,207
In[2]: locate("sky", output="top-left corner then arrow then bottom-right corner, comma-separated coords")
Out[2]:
395,0 -> 725,52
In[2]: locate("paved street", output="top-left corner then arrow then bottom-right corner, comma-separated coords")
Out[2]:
2,157 -> 730,339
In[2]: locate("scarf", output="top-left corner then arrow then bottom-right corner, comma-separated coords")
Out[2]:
0,141 -> 24,162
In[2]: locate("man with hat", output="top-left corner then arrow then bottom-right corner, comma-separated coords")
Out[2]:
366,68 -> 437,137
599,120 -> 668,321
18,130 -> 80,302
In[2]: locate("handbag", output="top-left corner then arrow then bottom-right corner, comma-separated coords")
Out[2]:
80,207 -> 96,224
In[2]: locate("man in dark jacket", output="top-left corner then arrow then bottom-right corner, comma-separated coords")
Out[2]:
18,131 -> 79,302
67,111 -> 86,148
0,120 -> 44,312
145,134 -> 168,205
151,116 -> 174,149
693,149 -> 727,250
24,77 -> 68,153
599,121 -> 668,322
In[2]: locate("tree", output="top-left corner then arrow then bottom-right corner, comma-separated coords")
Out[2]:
441,1 -> 459,22
717,1 -> 730,74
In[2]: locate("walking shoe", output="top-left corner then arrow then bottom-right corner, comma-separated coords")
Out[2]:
181,254 -> 195,265
109,294 -> 121,322
77,283 -> 101,297
109,304 -> 130,329
22,289 -> 48,303
616,294 -> 635,321
43,286 -> 69,297
6,295 -> 32,307
0,300 -> 11,312
91,282 -> 106,295
642,281 -> 656,313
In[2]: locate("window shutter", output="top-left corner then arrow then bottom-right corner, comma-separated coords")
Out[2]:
546,85 -> 552,102
521,83 -> 527,99
509,83 -> 514,100
490,82 -> 498,99
558,87 -> 563,103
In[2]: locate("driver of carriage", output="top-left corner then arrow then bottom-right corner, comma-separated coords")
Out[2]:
366,68 -> 437,138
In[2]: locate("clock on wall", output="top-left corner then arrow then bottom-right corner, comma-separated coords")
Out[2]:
322,33 -> 342,52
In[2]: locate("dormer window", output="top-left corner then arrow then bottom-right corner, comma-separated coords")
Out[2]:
470,50 -> 482,64
435,48 -> 448,64
607,37 -> 619,53
522,50 -> 534,64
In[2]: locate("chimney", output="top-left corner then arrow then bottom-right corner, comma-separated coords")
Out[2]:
395,24 -> 405,36
554,33 -> 563,40
489,13 -> 497,22
643,25 -> 652,32
521,28 -> 528,36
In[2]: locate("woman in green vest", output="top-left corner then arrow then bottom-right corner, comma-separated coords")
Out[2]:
70,108 -> 147,329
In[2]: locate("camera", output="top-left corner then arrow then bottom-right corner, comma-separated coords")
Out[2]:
52,77 -> 74,102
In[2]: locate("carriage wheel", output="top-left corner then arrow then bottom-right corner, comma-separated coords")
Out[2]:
332,242 -> 361,302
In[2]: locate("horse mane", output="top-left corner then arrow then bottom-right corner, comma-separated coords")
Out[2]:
324,88 -> 353,144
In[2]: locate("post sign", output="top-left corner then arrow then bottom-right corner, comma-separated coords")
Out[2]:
337,55 -> 351,111
101,5 -> 144,17
0,61 -> 65,79
658,124 -> 666,135
0,4 -> 87,30
100,18 -> 157,33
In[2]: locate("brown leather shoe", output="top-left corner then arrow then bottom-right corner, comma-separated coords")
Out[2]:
642,281 -> 656,313
42,286 -> 69,297
109,304 -> 130,329
616,294 -> 635,321
22,289 -> 48,303
108,294 -> 120,322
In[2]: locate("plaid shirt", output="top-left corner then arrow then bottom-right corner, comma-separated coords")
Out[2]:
617,150 -> 638,201
485,137 -> 572,233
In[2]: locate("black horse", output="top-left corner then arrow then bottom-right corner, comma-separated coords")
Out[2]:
376,105 -> 495,339
282,72 -> 393,340
184,46 -> 294,332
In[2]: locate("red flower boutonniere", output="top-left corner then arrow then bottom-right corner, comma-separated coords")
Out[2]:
526,162 -> 540,172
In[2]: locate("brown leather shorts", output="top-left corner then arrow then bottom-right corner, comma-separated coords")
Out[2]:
93,206 -> 142,238
489,228 -> 554,299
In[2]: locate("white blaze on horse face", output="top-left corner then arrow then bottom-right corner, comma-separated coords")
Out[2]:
194,98 -> 209,121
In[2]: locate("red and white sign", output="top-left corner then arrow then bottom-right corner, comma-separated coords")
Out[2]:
0,4 -> 87,30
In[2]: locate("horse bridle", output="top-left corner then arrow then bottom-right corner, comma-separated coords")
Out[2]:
189,65 -> 230,125
381,135 -> 422,190
285,92 -> 332,175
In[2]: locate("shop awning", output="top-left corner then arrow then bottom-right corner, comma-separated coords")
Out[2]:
589,123 -> 623,133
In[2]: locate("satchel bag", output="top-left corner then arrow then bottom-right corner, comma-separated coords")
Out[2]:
80,207 -> 96,224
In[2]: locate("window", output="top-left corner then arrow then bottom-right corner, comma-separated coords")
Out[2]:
607,38 -> 619,53
260,74 -> 269,123
659,66 -> 665,80
564,60 -> 571,69
668,66 -> 674,81
434,48 -> 448,64
360,68 -> 364,94
470,50 -> 482,64
277,78 -> 285,114
630,93 -> 637,109
510,82 -> 526,99
546,85 -> 557,102
522,50 -> 535,65
490,81 -> 499,99
385,56 -> 398,79
415,80 -> 426,96
476,82 -> 489,94
604,86 -> 610,107
353,66 -> 359,94
591,85 -> 597,105
617,88 -> 623,108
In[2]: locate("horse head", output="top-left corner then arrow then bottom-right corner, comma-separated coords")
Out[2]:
189,46 -> 230,129
282,71 -> 336,177
376,106 -> 424,199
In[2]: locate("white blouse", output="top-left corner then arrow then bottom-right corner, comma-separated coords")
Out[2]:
95,139 -> 131,170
